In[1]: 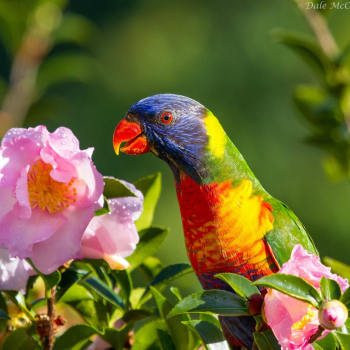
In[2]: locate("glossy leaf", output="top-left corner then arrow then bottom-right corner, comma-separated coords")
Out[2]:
170,286 -> 182,302
100,327 -> 130,350
54,324 -> 101,350
315,332 -> 337,350
122,309 -> 154,323
134,172 -> 162,230
253,329 -> 280,350
320,276 -> 341,300
127,226 -> 169,270
111,269 -> 133,307
0,293 -> 9,333
215,273 -> 260,298
103,176 -> 136,198
252,274 -> 322,308
4,291 -> 34,321
62,294 -> 108,331
157,329 -> 177,350
167,290 -> 249,318
324,257 -> 350,280
271,29 -> 331,78
341,287 -> 350,310
142,264 -> 193,301
94,196 -> 111,216
83,276 -> 124,310
151,287 -> 193,350
132,320 -> 168,350
1,328 -> 38,350
138,256 -> 164,283
27,258 -> 61,297
182,320 -> 230,350
199,313 -> 221,329
335,332 -> 350,350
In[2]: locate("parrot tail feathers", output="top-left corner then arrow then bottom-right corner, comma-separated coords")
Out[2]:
219,315 -> 255,349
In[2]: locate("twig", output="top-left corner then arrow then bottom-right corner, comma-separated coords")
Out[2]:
44,287 -> 56,350
295,0 -> 339,58
308,325 -> 324,344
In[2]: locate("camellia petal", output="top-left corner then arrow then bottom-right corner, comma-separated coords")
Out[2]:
32,206 -> 94,274
81,181 -> 143,270
0,248 -> 35,293
264,245 -> 349,350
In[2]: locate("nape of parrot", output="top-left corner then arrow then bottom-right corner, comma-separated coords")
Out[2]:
113,94 -> 317,349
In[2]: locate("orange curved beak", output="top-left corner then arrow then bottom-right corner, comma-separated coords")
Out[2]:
113,119 -> 150,155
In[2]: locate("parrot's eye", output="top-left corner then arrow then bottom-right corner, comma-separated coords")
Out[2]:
160,112 -> 173,124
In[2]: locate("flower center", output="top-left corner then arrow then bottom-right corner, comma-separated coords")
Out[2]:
27,159 -> 77,213
292,304 -> 317,331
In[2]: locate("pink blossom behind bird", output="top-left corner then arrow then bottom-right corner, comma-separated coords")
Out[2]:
81,180 -> 143,270
264,244 -> 349,350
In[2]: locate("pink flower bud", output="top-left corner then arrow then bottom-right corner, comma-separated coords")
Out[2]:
319,300 -> 348,330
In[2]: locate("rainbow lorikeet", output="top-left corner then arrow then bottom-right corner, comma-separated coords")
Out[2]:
113,94 -> 318,349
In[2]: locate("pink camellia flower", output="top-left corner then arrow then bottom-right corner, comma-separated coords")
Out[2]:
0,248 -> 35,293
319,300 -> 348,330
0,126 -> 104,274
264,244 -> 349,350
81,180 -> 143,270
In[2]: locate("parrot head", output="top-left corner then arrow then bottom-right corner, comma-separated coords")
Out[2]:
113,94 -> 218,182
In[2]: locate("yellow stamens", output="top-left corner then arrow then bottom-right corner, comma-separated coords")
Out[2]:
292,304 -> 317,330
27,159 -> 77,214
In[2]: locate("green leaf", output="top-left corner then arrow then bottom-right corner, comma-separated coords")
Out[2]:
149,264 -> 193,289
122,309 -> 154,323
215,273 -> 260,299
315,332 -> 337,350
0,309 -> 10,320
293,85 -> 338,131
100,326 -> 131,350
0,293 -> 9,333
54,324 -> 101,350
82,276 -> 124,310
170,287 -> 182,302
271,29 -> 331,78
138,257 -> 164,283
252,274 -> 322,308
167,290 -> 249,318
134,173 -> 162,230
26,259 -> 61,297
182,320 -> 230,350
157,329 -> 177,350
320,276 -> 341,300
3,291 -> 34,321
141,264 -> 193,302
341,287 -> 350,310
199,313 -> 221,329
132,320 -> 168,350
94,196 -> 111,216
103,176 -> 136,198
335,332 -> 350,350
61,288 -> 108,331
127,226 -> 169,270
151,287 -> 193,350
111,269 -> 133,307
1,328 -> 38,350
253,329 -> 280,350
324,257 -> 350,280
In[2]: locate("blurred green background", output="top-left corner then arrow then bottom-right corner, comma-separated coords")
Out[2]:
1,0 -> 350,295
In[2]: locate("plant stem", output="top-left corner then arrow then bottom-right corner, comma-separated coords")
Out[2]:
294,0 -> 339,58
44,287 -> 56,350
308,325 -> 324,344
